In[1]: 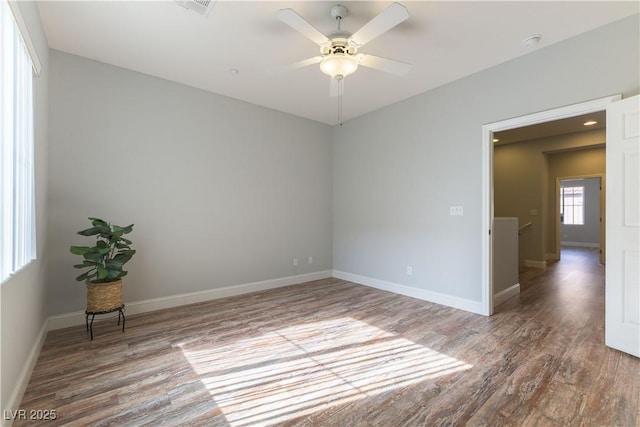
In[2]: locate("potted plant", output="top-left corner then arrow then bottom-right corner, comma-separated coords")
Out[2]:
70,217 -> 136,312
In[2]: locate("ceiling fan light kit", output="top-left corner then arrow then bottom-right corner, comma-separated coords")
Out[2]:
320,55 -> 359,78
319,38 -> 359,78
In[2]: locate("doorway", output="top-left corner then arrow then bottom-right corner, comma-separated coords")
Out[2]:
556,176 -> 605,264
480,94 -> 621,315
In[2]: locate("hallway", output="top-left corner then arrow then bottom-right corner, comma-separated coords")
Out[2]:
494,246 -> 639,424
516,246 -> 602,294
499,246 -> 604,330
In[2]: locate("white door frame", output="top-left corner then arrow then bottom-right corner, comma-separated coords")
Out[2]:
481,94 -> 621,315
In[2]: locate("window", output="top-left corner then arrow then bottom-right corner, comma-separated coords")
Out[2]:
1,0 -> 37,282
560,186 -> 584,225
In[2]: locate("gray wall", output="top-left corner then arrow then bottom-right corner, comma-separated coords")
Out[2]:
560,178 -> 602,245
333,15 -> 639,301
493,218 -> 518,295
47,51 -> 333,315
0,1 -> 49,414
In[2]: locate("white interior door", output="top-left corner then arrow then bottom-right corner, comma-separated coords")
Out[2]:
605,95 -> 640,357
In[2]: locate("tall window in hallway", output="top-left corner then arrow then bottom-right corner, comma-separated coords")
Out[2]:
560,185 -> 584,225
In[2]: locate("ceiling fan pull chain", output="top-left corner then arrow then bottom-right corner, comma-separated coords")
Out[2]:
338,76 -> 344,126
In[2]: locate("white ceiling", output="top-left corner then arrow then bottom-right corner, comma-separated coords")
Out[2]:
38,1 -> 638,125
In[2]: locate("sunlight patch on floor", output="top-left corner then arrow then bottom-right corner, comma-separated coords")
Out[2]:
179,317 -> 472,426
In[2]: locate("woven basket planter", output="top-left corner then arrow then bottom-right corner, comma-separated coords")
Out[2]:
86,279 -> 123,312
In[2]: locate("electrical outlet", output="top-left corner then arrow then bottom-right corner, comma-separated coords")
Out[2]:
308,256 -> 313,264
449,206 -> 464,216
406,266 -> 413,275
293,258 -> 298,266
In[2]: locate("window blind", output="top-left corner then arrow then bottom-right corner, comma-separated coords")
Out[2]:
1,0 -> 36,282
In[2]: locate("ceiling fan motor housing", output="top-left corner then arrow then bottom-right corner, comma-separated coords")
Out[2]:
321,37 -> 358,56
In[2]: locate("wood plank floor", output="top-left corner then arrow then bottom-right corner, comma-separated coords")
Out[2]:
15,247 -> 639,426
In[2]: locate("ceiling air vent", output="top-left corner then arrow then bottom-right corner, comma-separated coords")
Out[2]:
176,0 -> 216,16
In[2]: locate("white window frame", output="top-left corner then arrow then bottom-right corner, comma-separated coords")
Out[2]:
560,185 -> 585,225
1,0 -> 39,282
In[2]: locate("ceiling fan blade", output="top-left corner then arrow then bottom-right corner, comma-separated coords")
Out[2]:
276,8 -> 330,47
268,56 -> 323,75
348,3 -> 409,48
357,54 -> 412,76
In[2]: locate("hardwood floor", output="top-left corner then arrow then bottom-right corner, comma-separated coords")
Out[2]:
15,247 -> 639,426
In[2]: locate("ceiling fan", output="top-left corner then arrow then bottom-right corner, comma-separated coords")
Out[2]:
275,2 -> 412,97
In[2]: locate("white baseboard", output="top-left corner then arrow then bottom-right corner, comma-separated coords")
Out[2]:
524,260 -> 547,269
561,242 -> 600,248
545,253 -> 559,261
48,270 -> 333,331
494,283 -> 520,306
2,320 -> 48,427
332,270 -> 484,315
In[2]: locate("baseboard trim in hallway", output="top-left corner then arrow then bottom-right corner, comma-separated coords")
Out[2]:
524,259 -> 547,269
493,282 -> 520,306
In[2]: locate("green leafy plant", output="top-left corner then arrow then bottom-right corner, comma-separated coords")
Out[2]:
70,217 -> 136,284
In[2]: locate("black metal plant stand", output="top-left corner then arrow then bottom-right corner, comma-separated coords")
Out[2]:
85,305 -> 126,340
